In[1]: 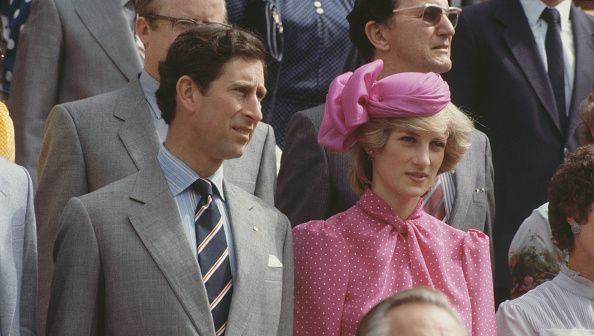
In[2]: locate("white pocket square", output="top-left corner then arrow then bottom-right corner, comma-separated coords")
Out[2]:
268,254 -> 283,268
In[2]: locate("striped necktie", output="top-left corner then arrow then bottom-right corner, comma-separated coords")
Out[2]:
423,178 -> 446,221
193,179 -> 233,336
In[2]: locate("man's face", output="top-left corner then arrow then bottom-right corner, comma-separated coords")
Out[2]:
139,0 -> 226,78
188,58 -> 266,163
380,0 -> 455,74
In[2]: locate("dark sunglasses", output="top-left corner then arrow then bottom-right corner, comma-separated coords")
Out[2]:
392,3 -> 462,28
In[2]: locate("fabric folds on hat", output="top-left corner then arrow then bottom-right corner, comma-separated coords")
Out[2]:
318,59 -> 451,151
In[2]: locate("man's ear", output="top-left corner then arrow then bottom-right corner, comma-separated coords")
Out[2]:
365,20 -> 390,52
136,16 -> 151,45
176,75 -> 201,115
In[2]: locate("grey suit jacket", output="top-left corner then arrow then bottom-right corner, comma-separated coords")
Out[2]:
35,79 -> 277,335
8,0 -> 141,181
0,159 -> 37,336
276,104 -> 495,237
47,162 -> 293,336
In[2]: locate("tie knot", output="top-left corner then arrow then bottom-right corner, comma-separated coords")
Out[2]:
541,7 -> 561,26
193,178 -> 214,198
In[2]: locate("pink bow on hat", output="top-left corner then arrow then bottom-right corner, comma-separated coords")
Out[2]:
318,59 -> 451,151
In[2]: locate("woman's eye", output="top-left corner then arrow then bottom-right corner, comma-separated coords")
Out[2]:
432,141 -> 446,148
399,136 -> 415,143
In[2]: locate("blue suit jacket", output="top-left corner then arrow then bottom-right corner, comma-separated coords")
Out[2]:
0,158 -> 37,336
444,0 -> 594,288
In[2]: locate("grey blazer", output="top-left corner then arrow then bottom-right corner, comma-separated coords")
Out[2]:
276,104 -> 495,236
35,79 -> 277,334
47,162 -> 293,336
8,0 -> 141,181
0,159 -> 37,336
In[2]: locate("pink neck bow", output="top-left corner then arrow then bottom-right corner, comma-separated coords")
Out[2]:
318,59 -> 451,151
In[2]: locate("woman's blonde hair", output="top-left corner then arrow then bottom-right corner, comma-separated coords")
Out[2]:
349,103 -> 473,194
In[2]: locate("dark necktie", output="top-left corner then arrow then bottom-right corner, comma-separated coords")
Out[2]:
423,178 -> 446,221
541,7 -> 568,135
193,179 -> 233,336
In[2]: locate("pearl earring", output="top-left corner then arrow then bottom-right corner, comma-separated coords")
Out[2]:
570,221 -> 582,235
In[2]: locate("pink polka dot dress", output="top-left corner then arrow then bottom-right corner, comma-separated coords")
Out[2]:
293,189 -> 496,336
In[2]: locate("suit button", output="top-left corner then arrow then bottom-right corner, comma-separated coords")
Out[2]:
315,7 -> 324,15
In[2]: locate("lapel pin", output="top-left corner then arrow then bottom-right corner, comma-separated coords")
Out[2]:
253,226 -> 259,232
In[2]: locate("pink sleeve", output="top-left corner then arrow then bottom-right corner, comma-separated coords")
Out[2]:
462,229 -> 497,336
293,222 -> 350,336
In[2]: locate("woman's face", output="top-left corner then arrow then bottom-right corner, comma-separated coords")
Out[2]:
371,127 -> 447,203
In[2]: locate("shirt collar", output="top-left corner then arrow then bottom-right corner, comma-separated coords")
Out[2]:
139,69 -> 162,120
157,144 -> 226,201
520,0 -> 572,29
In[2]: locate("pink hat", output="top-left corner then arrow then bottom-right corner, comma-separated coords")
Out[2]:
318,59 -> 451,151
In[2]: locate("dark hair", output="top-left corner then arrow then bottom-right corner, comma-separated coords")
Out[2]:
578,90 -> 594,146
156,24 -> 265,124
347,0 -> 398,61
133,0 -> 160,16
548,145 -> 594,252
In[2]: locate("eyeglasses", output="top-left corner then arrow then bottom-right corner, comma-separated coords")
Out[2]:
143,14 -> 204,33
392,4 -> 462,28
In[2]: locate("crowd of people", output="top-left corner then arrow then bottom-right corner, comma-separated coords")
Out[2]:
1,0 -> 594,335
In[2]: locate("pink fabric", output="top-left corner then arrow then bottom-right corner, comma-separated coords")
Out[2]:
318,59 -> 451,151
293,189 -> 496,336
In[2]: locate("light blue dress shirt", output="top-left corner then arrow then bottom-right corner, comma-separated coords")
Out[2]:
157,145 -> 237,278
139,69 -> 169,141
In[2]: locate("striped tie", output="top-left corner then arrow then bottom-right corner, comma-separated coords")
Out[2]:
193,179 -> 233,336
423,178 -> 446,221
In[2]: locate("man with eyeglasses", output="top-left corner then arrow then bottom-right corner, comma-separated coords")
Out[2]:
35,0 -> 278,334
277,0 -> 495,250
443,0 -> 594,305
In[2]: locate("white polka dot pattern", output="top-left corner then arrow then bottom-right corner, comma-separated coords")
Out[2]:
293,189 -> 496,336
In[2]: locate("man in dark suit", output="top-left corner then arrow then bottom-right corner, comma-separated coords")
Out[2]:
47,26 -> 293,336
8,0 -> 143,182
443,0 -> 594,301
277,0 -> 495,239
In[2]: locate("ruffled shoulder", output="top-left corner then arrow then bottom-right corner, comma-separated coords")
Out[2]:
463,229 -> 490,251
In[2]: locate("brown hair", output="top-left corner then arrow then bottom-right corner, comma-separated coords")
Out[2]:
349,103 -> 473,194
548,144 -> 594,252
578,90 -> 594,146
156,24 -> 265,124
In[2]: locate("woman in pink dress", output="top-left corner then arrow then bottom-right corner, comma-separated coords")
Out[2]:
293,60 -> 496,336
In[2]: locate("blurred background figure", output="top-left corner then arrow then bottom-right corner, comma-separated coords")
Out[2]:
8,0 -> 143,182
0,0 -> 31,99
508,90 -> 594,299
0,31 -> 37,332
228,0 -> 361,147
357,287 -> 467,336
497,144 -> 594,334
444,0 -> 594,304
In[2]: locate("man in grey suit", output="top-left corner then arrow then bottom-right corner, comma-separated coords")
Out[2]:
0,158 -> 37,336
8,0 -> 143,181
48,26 -> 293,336
35,0 -> 277,333
277,0 -> 495,237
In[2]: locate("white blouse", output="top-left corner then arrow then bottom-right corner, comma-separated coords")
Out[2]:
497,264 -> 594,336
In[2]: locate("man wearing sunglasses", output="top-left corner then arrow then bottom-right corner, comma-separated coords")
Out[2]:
34,0 -> 278,334
444,0 -> 594,304
277,0 -> 494,253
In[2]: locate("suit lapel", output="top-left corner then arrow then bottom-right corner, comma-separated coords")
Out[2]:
115,81 -> 160,171
496,0 -> 562,134
74,0 -> 141,82
568,6 -> 594,145
448,156 -> 474,232
0,173 -> 15,336
127,164 -> 216,335
224,183 -> 267,336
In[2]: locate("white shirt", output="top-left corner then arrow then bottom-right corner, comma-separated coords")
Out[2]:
497,264 -> 594,335
520,0 -> 575,115
139,70 -> 169,141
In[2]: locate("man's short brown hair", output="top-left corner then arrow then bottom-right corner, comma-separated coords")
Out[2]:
156,24 -> 265,124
